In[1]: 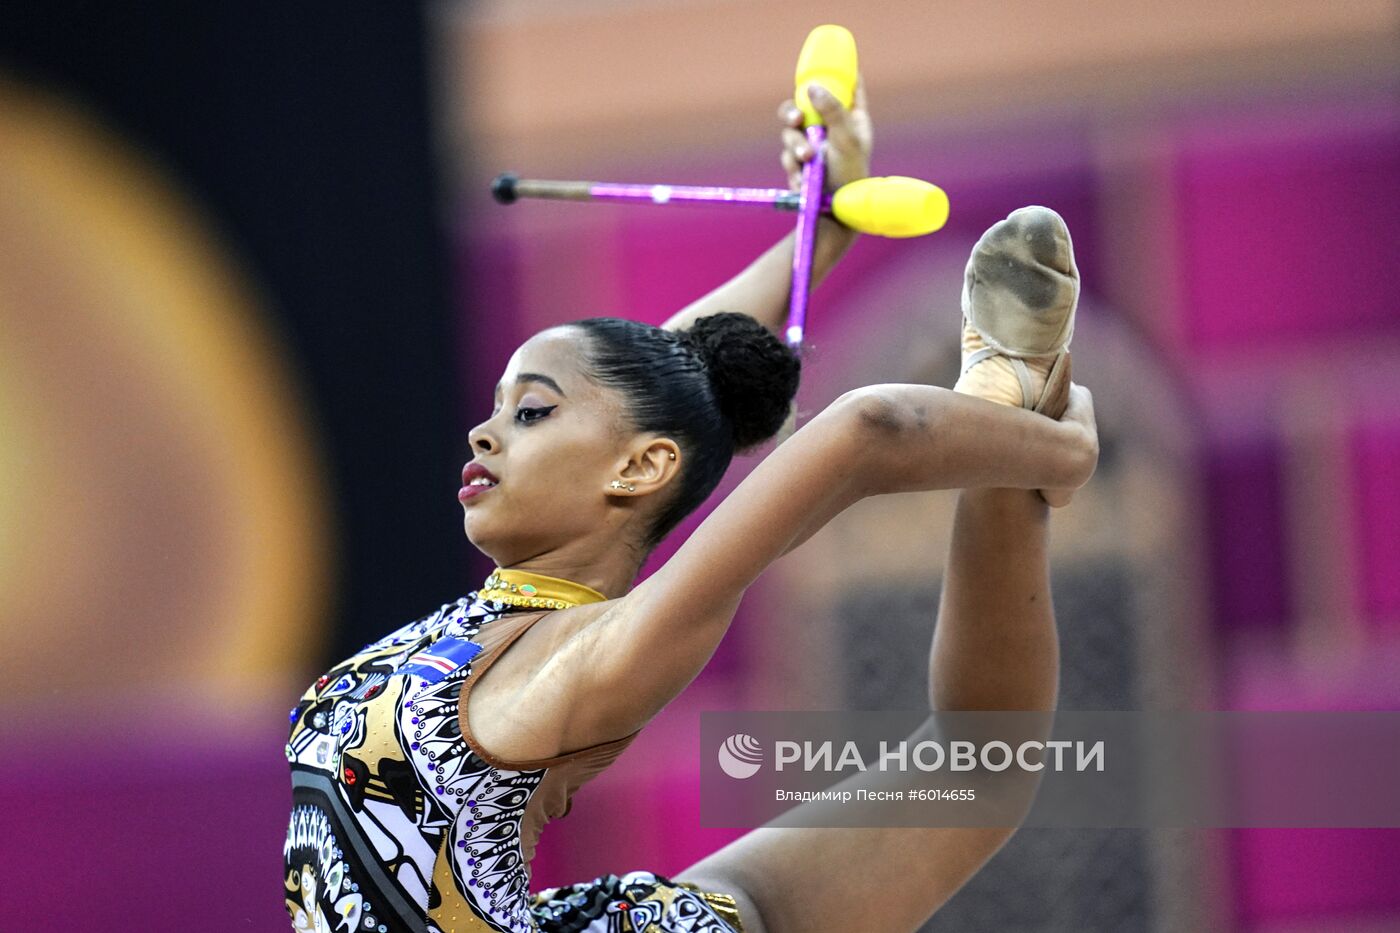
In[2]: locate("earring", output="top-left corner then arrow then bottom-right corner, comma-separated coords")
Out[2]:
667,452 -> 676,460
627,483 -> 636,491
609,480 -> 626,490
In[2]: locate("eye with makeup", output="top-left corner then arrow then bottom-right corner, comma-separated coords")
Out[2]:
514,404 -> 558,425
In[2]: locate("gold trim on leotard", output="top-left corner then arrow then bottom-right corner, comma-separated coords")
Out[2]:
479,567 -> 608,610
675,882 -> 747,932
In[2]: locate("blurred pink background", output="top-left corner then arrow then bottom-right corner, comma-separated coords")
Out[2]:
2,2 -> 1398,930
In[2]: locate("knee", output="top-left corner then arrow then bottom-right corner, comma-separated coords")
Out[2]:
677,870 -> 771,933
727,881 -> 770,933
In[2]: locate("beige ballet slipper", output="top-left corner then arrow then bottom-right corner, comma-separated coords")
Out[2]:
951,205 -> 1080,503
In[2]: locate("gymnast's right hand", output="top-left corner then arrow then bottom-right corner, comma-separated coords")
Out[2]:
777,72 -> 872,195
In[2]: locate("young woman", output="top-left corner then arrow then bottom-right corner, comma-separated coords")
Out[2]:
283,78 -> 1097,933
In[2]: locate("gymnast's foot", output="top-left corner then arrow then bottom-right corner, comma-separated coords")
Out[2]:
952,205 -> 1081,505
952,205 -> 1078,421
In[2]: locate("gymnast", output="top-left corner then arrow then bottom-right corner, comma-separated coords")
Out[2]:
283,69 -> 1098,933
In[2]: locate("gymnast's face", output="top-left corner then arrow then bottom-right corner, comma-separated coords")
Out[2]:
461,327 -> 646,566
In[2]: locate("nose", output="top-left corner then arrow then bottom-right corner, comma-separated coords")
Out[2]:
467,417 -> 498,454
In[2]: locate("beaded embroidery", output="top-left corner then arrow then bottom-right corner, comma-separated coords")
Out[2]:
479,567 -> 609,611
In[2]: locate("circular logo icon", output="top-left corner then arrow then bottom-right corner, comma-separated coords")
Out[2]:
717,733 -> 763,779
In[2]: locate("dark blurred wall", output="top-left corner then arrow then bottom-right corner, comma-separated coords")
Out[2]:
0,2 -> 473,663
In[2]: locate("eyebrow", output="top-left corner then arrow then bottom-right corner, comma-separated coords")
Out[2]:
495,372 -> 567,397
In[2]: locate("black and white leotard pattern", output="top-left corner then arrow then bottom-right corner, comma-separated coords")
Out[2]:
283,587 -> 745,933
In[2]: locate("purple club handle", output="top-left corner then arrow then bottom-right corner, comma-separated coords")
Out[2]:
786,125 -> 826,352
585,182 -> 838,215
589,183 -> 799,207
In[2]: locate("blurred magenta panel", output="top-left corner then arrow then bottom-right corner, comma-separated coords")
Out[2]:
1231,829 -> 1400,929
1203,439 -> 1293,632
2,724 -> 291,931
617,211 -> 790,325
1176,112 -> 1400,356
1352,418 -> 1400,629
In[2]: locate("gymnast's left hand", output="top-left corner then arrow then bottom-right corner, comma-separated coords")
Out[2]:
778,72 -> 872,194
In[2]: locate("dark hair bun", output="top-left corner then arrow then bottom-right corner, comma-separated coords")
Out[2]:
682,312 -> 800,450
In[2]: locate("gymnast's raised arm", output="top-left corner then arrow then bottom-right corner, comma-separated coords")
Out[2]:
660,77 -> 871,336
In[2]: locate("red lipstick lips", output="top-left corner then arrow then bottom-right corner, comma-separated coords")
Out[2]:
459,462 -> 499,501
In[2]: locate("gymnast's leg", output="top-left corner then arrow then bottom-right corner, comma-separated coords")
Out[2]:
675,206 -> 1085,932
673,430 -> 1068,932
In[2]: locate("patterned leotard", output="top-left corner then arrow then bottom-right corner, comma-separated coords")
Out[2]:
283,575 -> 746,933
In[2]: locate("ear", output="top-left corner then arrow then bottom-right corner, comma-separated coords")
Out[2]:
610,437 -> 682,497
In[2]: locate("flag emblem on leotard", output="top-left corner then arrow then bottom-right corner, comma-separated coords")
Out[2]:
399,637 -> 483,684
